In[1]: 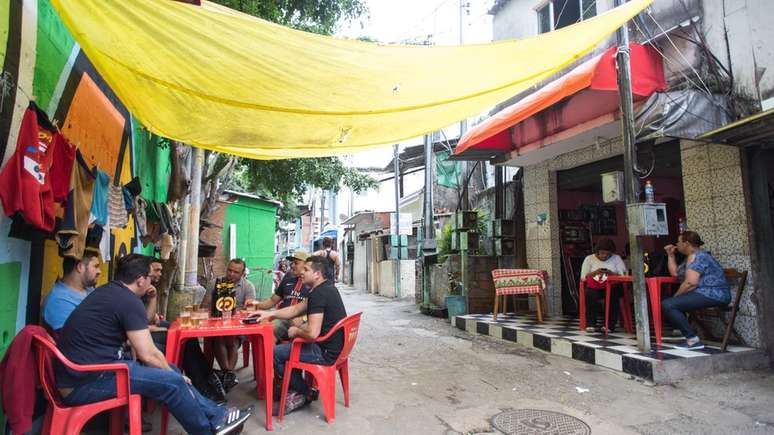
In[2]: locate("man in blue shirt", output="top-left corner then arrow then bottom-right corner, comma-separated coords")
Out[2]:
41,250 -> 101,332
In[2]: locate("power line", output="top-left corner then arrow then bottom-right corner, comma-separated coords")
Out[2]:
393,0 -> 455,43
645,9 -> 714,98
631,15 -> 713,98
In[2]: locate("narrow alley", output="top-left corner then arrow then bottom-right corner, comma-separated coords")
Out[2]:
164,287 -> 774,435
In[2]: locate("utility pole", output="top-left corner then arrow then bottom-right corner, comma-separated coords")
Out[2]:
615,0 -> 651,351
422,134 -> 436,306
393,144 -> 402,298
184,146 -> 204,288
459,0 -> 469,209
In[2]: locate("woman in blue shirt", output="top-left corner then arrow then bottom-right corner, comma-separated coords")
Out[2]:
662,231 -> 730,350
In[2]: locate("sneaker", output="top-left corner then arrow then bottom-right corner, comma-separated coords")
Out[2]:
585,326 -> 599,333
214,405 -> 254,435
208,372 -> 228,403
222,370 -> 239,392
272,391 -> 309,416
673,340 -> 705,350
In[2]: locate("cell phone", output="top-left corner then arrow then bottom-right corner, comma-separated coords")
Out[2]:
241,317 -> 259,324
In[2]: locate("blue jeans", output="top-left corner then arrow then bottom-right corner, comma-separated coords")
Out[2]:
662,291 -> 723,340
61,361 -> 226,435
274,342 -> 329,395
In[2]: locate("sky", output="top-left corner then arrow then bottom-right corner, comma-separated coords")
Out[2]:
328,0 -> 496,215
335,0 -> 496,170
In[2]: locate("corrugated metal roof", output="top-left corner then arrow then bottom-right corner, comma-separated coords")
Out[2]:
699,108 -> 774,147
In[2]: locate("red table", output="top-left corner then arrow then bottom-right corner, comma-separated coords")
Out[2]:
646,276 -> 680,347
160,317 -> 275,434
578,275 -> 680,345
578,275 -> 634,334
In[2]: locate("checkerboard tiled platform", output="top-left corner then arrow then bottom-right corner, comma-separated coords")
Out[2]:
453,313 -> 768,384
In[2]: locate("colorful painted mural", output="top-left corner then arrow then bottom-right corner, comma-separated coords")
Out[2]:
0,0 -> 151,333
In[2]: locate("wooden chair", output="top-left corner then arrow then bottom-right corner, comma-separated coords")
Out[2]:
491,269 -> 546,322
691,268 -> 748,352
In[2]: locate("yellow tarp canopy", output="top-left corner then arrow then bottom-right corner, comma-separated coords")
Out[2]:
51,0 -> 652,159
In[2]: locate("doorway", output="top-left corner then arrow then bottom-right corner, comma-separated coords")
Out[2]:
556,140 -> 685,315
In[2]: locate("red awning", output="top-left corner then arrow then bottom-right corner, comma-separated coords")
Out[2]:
453,44 -> 666,160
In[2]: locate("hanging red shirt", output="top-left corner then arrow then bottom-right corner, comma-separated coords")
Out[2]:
0,105 -> 73,232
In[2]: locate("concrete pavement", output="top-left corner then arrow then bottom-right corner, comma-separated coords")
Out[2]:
161,286 -> 774,434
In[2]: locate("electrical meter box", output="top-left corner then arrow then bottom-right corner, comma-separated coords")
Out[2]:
627,203 -> 669,236
601,171 -> 624,203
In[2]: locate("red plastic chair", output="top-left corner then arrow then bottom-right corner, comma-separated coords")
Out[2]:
32,334 -> 142,435
278,312 -> 363,423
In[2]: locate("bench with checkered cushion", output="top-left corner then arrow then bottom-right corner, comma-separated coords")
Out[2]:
492,269 -> 546,295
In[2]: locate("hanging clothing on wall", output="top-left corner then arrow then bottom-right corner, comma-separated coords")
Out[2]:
0,104 -> 72,233
89,168 -> 110,226
56,151 -> 95,258
108,184 -> 129,229
50,135 -> 76,205
134,196 -> 149,240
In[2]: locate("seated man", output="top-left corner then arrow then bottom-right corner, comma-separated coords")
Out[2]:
251,255 -> 347,415
201,258 -> 256,389
146,259 -> 227,404
254,251 -> 312,342
42,250 -> 101,332
144,259 -> 164,327
56,254 -> 252,435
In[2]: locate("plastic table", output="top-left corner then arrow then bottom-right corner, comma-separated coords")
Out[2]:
160,317 -> 275,434
578,275 -> 633,334
646,276 -> 680,347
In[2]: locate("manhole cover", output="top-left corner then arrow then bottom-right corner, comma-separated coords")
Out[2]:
492,409 -> 591,435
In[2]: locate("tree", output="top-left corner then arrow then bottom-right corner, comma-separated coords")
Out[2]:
232,157 -> 378,221
210,0 -> 368,35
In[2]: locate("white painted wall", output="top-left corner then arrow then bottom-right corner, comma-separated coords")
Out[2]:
377,260 -> 416,299
353,238 -> 369,290
492,0 -> 614,41
703,0 -> 774,106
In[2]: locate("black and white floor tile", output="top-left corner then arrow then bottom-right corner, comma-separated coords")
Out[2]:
454,313 -> 757,381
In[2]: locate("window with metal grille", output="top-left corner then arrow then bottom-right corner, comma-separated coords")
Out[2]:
537,0 -> 597,34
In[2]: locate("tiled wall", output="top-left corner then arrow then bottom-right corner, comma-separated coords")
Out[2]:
520,138 -> 761,347
681,141 -> 760,347
522,138 -> 624,316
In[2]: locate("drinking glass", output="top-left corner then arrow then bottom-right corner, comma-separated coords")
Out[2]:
222,310 -> 232,321
180,312 -> 192,328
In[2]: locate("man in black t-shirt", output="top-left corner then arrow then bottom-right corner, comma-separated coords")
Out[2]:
57,254 -> 251,435
254,250 -> 312,341
251,255 -> 347,416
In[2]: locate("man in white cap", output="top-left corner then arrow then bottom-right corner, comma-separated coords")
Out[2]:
254,250 -> 312,342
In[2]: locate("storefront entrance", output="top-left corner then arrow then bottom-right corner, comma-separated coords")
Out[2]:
556,140 -> 685,315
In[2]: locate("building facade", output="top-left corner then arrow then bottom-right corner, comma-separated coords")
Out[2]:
456,0 -> 774,351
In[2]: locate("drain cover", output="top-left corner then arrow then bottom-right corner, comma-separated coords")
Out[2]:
492,409 -> 591,435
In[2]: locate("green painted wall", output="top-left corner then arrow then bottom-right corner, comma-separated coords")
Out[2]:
0,0 -> 9,67
132,119 -> 172,255
223,197 -> 278,300
33,0 -> 75,111
0,262 -> 20,359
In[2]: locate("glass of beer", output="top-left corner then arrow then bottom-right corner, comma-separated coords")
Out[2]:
180,311 -> 192,328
